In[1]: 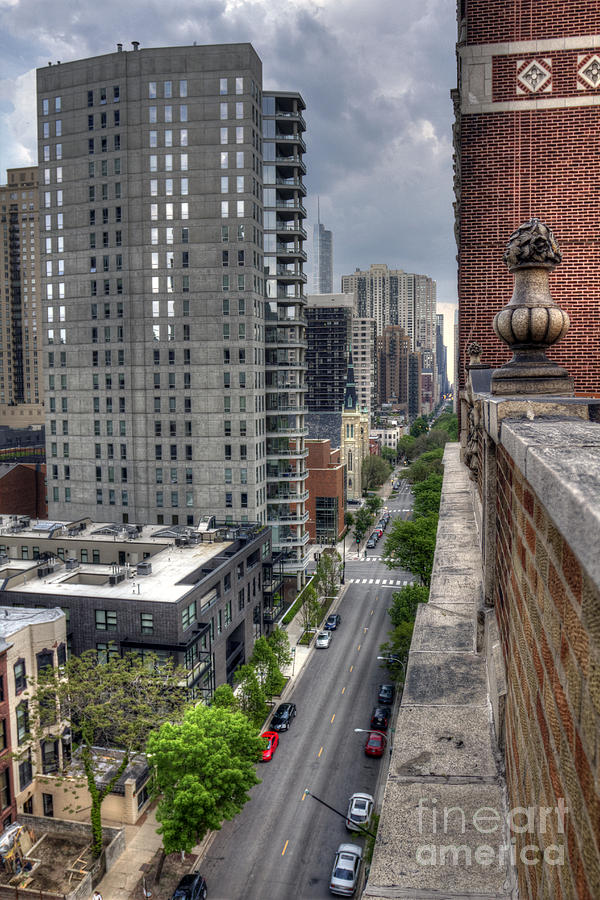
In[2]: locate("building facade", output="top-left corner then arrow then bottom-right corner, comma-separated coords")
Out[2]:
341,264 -> 436,350
435,313 -> 449,398
377,325 -> 410,412
312,220 -> 333,294
453,1 -> 600,397
305,440 -> 345,543
37,44 -> 309,584
339,354 -> 369,501
0,168 -> 43,412
352,317 -> 377,420
262,90 -> 309,581
0,519 -> 273,693
305,293 -> 355,413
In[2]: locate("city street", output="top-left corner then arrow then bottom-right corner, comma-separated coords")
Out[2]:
201,479 -> 414,899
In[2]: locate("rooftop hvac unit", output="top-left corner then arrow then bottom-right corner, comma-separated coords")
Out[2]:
65,558 -> 79,570
137,561 -> 152,576
109,572 -> 126,585
175,536 -> 189,547
37,566 -> 49,578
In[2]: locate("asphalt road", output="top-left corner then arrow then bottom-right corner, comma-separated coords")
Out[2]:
202,480 -> 413,900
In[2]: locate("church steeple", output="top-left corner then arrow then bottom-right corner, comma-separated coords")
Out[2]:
343,346 -> 358,413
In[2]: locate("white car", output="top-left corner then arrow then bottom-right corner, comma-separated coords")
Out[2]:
316,631 -> 332,649
329,843 -> 363,896
346,792 -> 374,832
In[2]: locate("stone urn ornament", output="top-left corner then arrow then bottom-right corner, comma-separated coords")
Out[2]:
491,218 -> 573,395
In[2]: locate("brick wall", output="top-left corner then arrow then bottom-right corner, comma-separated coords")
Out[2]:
464,0 -> 600,44
494,443 -> 600,897
0,464 -> 47,518
458,105 -> 600,396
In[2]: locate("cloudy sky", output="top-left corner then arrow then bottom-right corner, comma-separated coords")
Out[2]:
0,0 -> 457,374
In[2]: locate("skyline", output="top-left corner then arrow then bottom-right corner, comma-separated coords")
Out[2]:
0,0 -> 457,381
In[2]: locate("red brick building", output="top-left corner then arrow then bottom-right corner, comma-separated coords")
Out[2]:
305,441 -> 345,544
0,464 -> 47,519
454,1 -> 600,396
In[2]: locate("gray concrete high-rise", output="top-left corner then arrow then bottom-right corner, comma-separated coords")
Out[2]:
37,43 -> 308,578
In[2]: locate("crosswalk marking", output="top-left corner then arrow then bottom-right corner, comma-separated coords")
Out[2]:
368,579 -> 374,584
375,579 -> 381,584
362,578 -> 367,584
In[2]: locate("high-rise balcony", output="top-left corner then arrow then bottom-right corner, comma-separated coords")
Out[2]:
267,489 -> 309,503
275,530 -> 310,546
274,221 -> 307,238
266,445 -> 308,459
275,155 -> 306,174
274,110 -> 307,130
276,244 -> 307,261
267,510 -> 309,526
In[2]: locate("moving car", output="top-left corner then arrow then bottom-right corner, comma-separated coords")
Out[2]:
170,873 -> 208,900
346,792 -> 374,832
270,702 -> 297,731
364,731 -> 385,757
260,731 -> 279,762
316,631 -> 332,648
370,706 -> 391,730
377,684 -> 395,705
325,613 -> 341,630
329,843 -> 363,896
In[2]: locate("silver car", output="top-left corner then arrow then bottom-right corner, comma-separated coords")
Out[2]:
316,631 -> 332,648
329,843 -> 363,896
345,792 -> 374,831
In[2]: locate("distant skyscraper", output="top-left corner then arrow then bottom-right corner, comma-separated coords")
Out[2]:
0,167 -> 42,408
37,43 -> 309,577
312,202 -> 333,293
436,313 -> 449,396
377,325 -> 410,411
341,264 -> 436,350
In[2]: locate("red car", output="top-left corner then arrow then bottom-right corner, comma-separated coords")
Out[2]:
364,731 -> 385,757
261,731 -> 279,762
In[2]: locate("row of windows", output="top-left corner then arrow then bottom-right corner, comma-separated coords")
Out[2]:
89,111 -> 120,129
148,104 -> 187,123
89,135 -> 120,153
149,129 -> 187,148
149,178 -> 188,196
150,201 -> 188,220
89,207 -> 122,225
148,153 -> 188,172
149,80 -> 187,99
89,159 -> 121,177
88,86 -> 120,106
90,280 -> 123,297
90,230 -> 122,249
155,491 -> 194,508
41,96 -> 62,114
90,256 -> 123,273
89,183 -> 121,201
150,226 -> 188,245
42,119 -> 62,138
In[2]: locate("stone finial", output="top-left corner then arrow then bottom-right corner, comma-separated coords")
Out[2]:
467,341 -> 482,366
491,218 -> 573,396
503,217 -> 562,271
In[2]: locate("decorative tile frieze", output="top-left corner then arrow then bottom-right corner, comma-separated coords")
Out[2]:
577,54 -> 600,90
516,58 -> 552,94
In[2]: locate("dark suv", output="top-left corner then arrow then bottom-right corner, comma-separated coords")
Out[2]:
325,613 -> 341,630
170,873 -> 207,900
370,706 -> 391,730
377,684 -> 395,705
271,702 -> 297,731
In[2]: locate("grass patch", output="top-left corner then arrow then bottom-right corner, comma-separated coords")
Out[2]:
364,814 -> 380,864
282,577 -> 315,625
298,631 -> 314,646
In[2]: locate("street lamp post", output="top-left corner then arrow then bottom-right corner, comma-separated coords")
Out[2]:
377,654 -> 407,681
354,727 -> 392,758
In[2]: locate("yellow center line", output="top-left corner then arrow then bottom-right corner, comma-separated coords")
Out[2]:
371,609 -> 374,616
364,627 -> 368,634
341,686 -> 346,694
318,746 -> 324,757
301,791 -> 307,801
331,713 -> 336,724
349,665 -> 354,673
282,840 -> 289,856
357,644 -> 361,652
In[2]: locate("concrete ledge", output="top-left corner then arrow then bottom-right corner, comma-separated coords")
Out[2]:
364,445 -> 514,898
499,418 -> 600,588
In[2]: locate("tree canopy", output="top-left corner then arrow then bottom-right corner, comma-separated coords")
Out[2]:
383,514 -> 438,586
410,416 -> 429,437
412,473 -> 443,518
361,455 -> 392,491
147,704 -> 263,854
29,650 -> 187,856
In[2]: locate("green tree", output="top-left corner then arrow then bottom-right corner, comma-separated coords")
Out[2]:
380,620 -> 415,679
212,683 -> 238,711
29,650 -> 186,857
147,704 -> 263,855
344,511 -> 355,529
381,446 -> 396,464
299,583 -> 322,635
314,551 -> 342,599
412,474 -> 443,518
361,456 -> 392,491
234,664 -> 269,728
435,412 -> 458,440
397,435 -> 416,462
388,583 -> 429,627
366,493 -> 383,516
354,507 -> 373,542
410,416 -> 429,437
383,515 -> 438,586
405,448 -> 444,483
267,627 -> 292,671
250,636 -> 285,700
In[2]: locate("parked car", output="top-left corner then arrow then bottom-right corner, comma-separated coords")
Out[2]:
316,631 -> 332,649
329,843 -> 363,896
170,873 -> 208,900
271,702 -> 297,731
366,537 -> 377,549
364,731 -> 385,757
370,706 -> 391,730
325,613 -> 341,630
346,792 -> 374,832
377,684 -> 395,705
260,731 -> 279,762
